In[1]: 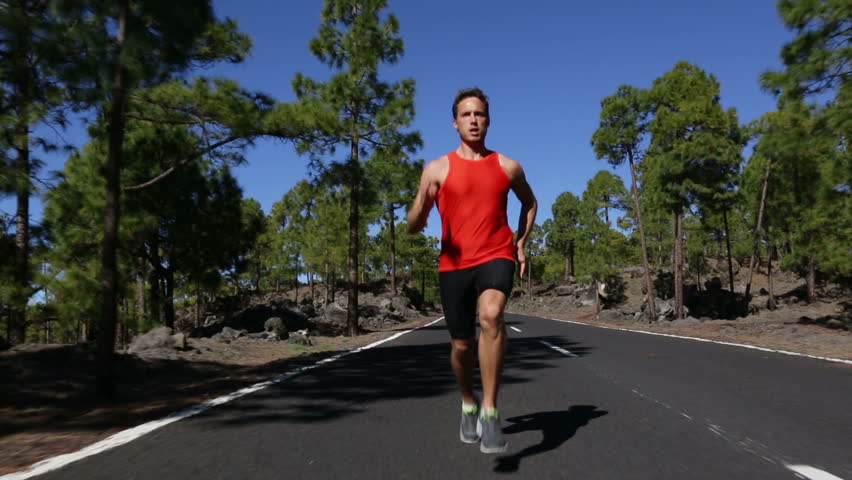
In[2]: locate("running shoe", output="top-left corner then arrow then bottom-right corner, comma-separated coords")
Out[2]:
460,405 -> 480,443
477,410 -> 508,453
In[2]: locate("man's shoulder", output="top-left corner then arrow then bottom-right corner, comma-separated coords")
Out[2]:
424,155 -> 450,182
425,155 -> 450,173
497,153 -> 524,179
427,155 -> 450,168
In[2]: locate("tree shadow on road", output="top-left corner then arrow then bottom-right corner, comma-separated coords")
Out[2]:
198,336 -> 594,427
493,405 -> 608,474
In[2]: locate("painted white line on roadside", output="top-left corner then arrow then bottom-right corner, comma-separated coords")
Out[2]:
509,326 -> 522,333
1,317 -> 446,480
541,316 -> 852,365
572,317 -> 846,480
785,465 -> 844,480
539,340 -> 578,357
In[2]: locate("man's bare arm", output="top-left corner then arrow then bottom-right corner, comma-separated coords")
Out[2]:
406,161 -> 440,234
503,156 -> 537,278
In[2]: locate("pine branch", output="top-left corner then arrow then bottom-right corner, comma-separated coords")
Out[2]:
123,135 -> 238,191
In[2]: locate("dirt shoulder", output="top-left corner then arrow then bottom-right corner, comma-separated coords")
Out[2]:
0,315 -> 440,476
509,304 -> 852,361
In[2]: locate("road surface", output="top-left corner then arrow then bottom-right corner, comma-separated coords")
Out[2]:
13,313 -> 852,479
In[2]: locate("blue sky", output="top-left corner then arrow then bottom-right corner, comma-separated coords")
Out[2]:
3,0 -> 793,242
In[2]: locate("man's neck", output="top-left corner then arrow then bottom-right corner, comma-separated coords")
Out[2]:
456,142 -> 491,160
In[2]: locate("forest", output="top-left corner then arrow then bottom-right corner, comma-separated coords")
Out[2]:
1,0 -> 850,397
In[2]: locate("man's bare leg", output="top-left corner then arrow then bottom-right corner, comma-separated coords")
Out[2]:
477,289 -> 508,410
451,338 -> 477,406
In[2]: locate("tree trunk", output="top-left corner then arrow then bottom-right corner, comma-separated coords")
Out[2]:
137,257 -> 147,321
362,256 -> 367,286
568,240 -> 577,278
195,283 -> 201,328
528,258 -> 533,293
627,153 -> 656,319
97,1 -> 129,400
164,266 -> 175,329
9,115 -> 30,345
389,205 -> 397,295
767,245 -> 776,311
420,269 -> 425,300
595,281 -> 601,315
325,262 -> 331,304
118,298 -> 127,349
331,267 -> 336,302
674,210 -> 684,320
309,272 -> 314,302
806,256 -> 816,303
149,243 -> 161,326
294,266 -> 300,304
346,153 -> 361,337
722,208 -> 735,293
746,162 -> 772,297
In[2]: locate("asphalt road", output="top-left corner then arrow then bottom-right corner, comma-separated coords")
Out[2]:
23,313 -> 852,479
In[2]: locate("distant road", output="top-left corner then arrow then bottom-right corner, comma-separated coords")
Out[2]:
15,313 -> 852,479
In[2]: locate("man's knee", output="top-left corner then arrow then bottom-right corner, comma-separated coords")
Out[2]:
478,303 -> 505,331
452,337 -> 476,354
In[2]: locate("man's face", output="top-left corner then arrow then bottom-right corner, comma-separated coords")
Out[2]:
453,97 -> 489,142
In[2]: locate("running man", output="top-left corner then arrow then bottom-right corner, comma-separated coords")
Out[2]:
407,87 -> 537,453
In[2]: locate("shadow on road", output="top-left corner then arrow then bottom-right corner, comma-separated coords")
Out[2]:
494,405 -> 609,474
198,335 -> 594,427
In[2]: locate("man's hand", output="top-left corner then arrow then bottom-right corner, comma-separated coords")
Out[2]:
516,243 -> 527,278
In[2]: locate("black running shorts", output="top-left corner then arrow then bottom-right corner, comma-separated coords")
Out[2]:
439,258 -> 515,339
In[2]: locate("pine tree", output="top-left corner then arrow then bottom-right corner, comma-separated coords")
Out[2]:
0,0 -> 76,344
546,192 -> 583,282
645,62 -> 744,319
525,223 -> 545,292
293,0 -> 421,335
761,0 -> 851,290
761,0 -> 851,137
269,180 -> 319,294
591,86 -> 657,318
584,170 -> 628,225
52,0 -> 264,397
365,154 -> 422,294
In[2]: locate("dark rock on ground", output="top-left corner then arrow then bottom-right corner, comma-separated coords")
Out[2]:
264,317 -> 289,340
128,327 -> 174,354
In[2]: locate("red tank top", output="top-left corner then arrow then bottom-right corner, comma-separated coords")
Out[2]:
437,151 -> 516,271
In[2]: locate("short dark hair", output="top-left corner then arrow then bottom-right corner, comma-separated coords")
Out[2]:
452,87 -> 490,119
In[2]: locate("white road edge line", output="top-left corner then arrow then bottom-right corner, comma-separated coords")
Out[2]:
531,314 -> 848,479
539,340 -> 578,357
509,326 -> 522,332
1,317 -> 446,480
540,316 -> 852,365
785,464 -> 844,480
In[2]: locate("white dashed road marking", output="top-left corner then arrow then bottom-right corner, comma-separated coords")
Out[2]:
509,326 -> 522,332
626,385 -> 847,480
539,340 -> 578,357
